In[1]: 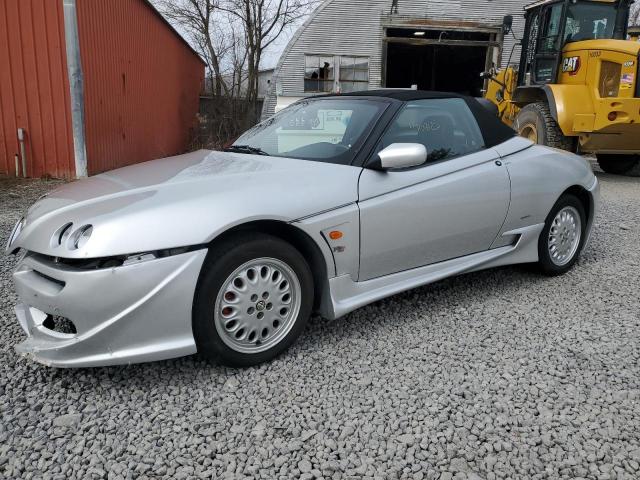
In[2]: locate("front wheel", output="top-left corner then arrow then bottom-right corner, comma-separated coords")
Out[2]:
537,194 -> 586,276
596,154 -> 640,177
193,233 -> 314,367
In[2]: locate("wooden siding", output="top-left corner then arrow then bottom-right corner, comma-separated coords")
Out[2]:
264,0 -> 531,117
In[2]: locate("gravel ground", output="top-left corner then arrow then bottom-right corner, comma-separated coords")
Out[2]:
1,170 -> 639,480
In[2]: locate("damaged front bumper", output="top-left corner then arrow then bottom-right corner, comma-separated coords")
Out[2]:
12,249 -> 207,367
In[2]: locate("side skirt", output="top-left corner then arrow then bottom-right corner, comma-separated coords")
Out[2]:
321,223 -> 544,320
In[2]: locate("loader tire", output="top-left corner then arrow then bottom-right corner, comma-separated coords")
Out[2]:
514,102 -> 576,152
596,154 -> 640,177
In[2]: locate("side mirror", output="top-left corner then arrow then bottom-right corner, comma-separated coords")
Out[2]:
502,15 -> 513,36
374,143 -> 427,170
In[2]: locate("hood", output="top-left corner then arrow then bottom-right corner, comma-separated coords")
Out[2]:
13,150 -> 361,258
563,39 -> 640,56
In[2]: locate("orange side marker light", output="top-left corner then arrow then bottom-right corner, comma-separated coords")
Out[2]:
329,231 -> 343,240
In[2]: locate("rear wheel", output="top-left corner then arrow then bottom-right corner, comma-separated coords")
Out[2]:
515,102 -> 576,152
537,194 -> 586,276
596,154 -> 640,177
193,233 -> 314,367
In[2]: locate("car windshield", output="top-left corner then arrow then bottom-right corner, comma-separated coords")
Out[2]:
564,2 -> 618,43
230,98 -> 388,165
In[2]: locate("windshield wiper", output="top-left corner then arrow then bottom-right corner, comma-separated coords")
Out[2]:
224,145 -> 270,156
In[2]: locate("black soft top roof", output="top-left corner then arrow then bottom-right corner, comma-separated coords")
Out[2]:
337,89 -> 467,101
319,90 -> 517,148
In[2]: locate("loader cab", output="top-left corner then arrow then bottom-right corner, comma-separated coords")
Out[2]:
518,0 -> 632,86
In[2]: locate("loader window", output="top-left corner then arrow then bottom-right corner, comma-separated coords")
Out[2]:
533,3 -> 564,83
539,3 -> 564,53
564,3 -> 617,42
526,11 -> 541,66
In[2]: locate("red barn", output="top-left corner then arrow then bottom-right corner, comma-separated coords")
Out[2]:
0,0 -> 205,178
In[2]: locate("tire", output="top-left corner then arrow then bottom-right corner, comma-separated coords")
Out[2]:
193,233 -> 314,367
514,102 -> 576,152
537,194 -> 587,276
596,154 -> 640,177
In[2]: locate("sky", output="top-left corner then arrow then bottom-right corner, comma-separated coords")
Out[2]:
152,0 -> 311,70
261,23 -> 303,69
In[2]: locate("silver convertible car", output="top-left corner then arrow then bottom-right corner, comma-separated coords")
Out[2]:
7,91 -> 599,367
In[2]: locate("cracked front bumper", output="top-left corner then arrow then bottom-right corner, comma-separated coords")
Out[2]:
12,249 -> 207,367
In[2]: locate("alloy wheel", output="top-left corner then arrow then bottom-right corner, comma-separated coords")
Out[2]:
214,257 -> 302,354
547,206 -> 582,266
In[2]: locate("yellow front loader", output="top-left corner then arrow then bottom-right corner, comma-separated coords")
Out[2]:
484,0 -> 640,176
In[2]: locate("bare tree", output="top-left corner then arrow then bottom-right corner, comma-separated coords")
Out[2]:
155,0 -> 233,96
227,18 -> 249,98
153,0 -> 315,148
219,0 -> 313,102
155,0 -> 312,101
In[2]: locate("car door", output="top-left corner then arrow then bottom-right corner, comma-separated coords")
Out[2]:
357,98 -> 511,281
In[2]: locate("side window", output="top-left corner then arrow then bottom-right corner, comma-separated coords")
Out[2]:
525,12 -> 540,68
339,57 -> 369,92
538,3 -> 564,53
304,55 -> 335,93
379,98 -> 485,164
304,55 -> 370,93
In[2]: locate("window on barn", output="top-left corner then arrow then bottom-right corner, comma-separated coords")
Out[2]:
339,56 -> 369,93
304,56 -> 335,92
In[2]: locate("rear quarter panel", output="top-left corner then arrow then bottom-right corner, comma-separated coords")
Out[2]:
497,144 -> 596,240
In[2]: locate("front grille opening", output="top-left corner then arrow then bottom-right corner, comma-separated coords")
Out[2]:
29,245 -> 200,271
42,315 -> 77,335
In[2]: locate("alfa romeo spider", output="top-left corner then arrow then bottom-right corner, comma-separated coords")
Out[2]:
7,90 -> 599,367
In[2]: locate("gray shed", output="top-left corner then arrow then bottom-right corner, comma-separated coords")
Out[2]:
263,0 -> 532,118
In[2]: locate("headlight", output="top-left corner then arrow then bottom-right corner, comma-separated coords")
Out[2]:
6,217 -> 25,253
599,61 -> 621,98
70,225 -> 93,250
50,223 -> 93,250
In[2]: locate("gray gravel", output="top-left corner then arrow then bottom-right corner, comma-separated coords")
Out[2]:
1,170 -> 639,480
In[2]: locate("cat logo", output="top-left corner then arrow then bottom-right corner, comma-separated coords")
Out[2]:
624,60 -> 635,68
562,56 -> 581,75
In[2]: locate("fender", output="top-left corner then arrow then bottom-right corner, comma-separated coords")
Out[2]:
513,85 -> 594,136
544,84 -> 595,136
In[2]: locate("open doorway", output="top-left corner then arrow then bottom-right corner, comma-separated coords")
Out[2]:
384,28 -> 496,97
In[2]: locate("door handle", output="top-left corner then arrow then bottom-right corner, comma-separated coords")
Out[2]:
495,160 -> 503,167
